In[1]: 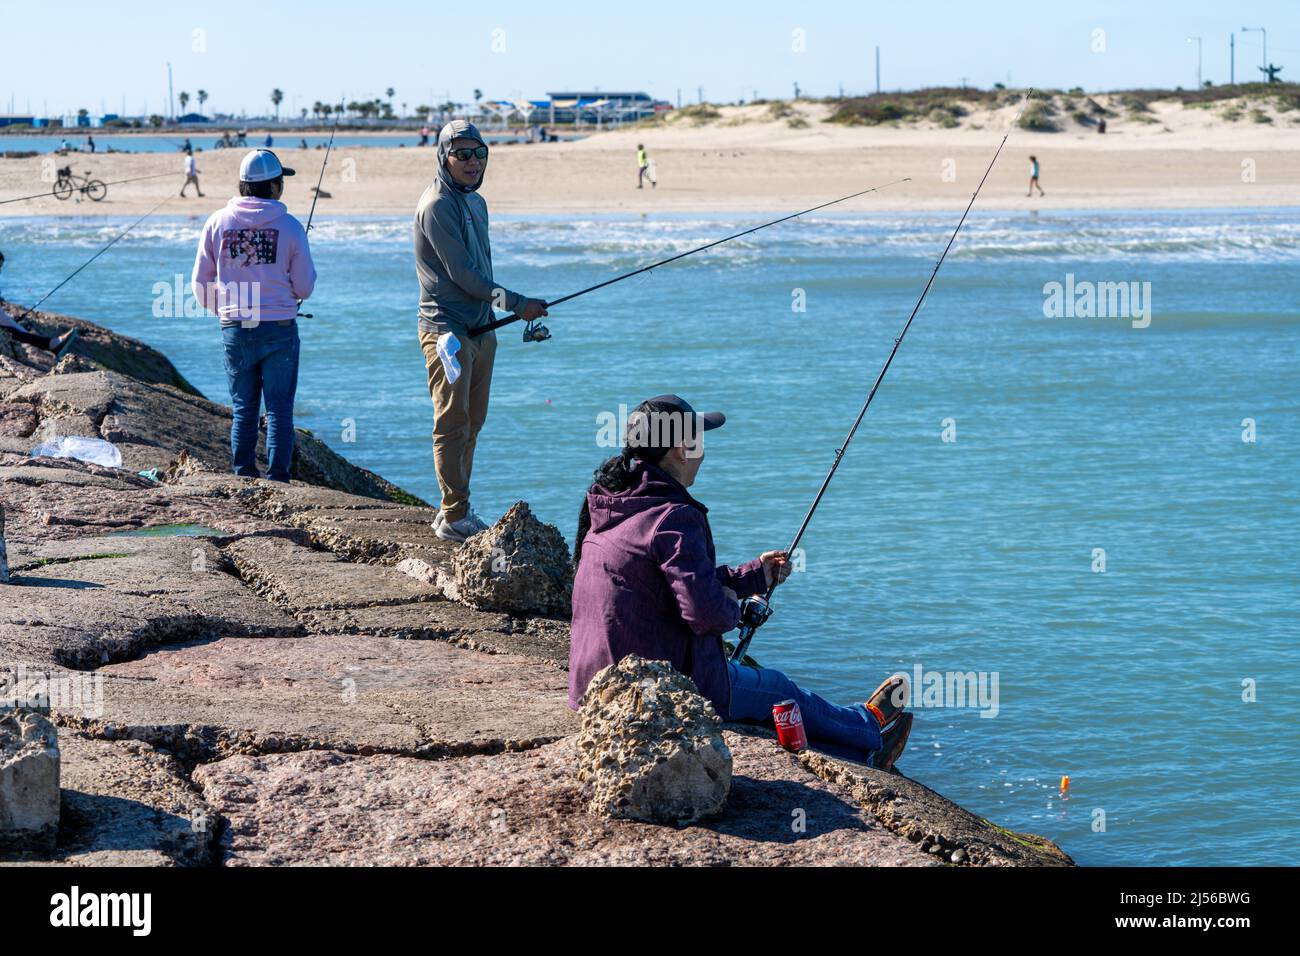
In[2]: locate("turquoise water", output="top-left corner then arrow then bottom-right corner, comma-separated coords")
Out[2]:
2,208 -> 1297,866
0,132 -> 576,154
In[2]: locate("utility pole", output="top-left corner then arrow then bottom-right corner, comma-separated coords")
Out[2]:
167,62 -> 174,122
875,46 -> 881,94
697,85 -> 703,104
1187,36 -> 1202,88
1230,33 -> 1235,84
676,87 -> 681,108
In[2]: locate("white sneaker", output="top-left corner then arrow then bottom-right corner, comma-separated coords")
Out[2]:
466,510 -> 492,533
435,514 -> 484,543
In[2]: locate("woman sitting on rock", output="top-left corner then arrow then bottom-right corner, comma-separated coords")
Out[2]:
568,394 -> 914,770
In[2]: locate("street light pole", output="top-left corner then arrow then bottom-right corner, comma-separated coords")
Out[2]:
1187,36 -> 1202,88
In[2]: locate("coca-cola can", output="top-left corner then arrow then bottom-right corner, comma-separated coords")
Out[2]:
772,699 -> 808,753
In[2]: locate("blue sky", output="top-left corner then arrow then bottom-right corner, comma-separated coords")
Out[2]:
3,0 -> 1296,117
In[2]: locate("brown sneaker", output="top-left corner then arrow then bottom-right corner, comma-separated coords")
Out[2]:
868,712 -> 913,772
865,673 -> 910,730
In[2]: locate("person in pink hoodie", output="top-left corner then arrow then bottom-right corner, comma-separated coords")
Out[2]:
191,149 -> 316,482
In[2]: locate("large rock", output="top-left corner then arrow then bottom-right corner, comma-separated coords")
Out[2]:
0,535 -> 302,670
0,710 -> 60,850
78,632 -> 577,763
17,731 -> 213,866
0,403 -> 37,438
196,734 -> 939,866
0,316 -> 421,505
577,655 -> 731,826
443,501 -> 573,616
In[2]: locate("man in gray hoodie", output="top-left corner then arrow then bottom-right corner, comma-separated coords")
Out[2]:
414,120 -> 546,542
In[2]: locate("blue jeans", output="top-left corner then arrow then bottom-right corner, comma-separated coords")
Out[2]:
727,660 -> 883,760
221,321 -> 299,482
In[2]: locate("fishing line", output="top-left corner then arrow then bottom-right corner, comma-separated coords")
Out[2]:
10,195 -> 174,324
469,176 -> 913,340
0,171 -> 179,206
729,93 -> 1034,664
296,106 -> 342,319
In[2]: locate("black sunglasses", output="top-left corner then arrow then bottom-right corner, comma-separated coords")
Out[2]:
448,145 -> 489,161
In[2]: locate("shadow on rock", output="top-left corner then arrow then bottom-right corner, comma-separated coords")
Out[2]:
699,773 -> 877,845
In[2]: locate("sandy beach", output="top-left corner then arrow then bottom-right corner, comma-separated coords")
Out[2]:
2,96 -> 1298,220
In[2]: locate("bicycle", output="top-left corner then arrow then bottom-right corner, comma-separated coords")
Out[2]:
52,166 -> 107,202
213,134 -> 249,149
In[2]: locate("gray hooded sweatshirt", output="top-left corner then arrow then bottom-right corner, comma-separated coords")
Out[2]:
413,121 -> 524,338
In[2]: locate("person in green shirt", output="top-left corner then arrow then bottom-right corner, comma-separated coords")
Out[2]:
637,143 -> 655,189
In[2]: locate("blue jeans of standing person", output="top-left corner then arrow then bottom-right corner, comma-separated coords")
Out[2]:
221,321 -> 299,482
727,660 -> 883,760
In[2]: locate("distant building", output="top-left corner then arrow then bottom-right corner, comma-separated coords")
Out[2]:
0,115 -> 35,128
543,91 -> 667,124
177,113 -> 212,124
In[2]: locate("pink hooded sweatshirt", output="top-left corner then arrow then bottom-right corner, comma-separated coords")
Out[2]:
191,196 -> 316,323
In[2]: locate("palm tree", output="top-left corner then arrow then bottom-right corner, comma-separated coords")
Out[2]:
386,87 -> 395,109
270,88 -> 284,120
197,89 -> 208,117
178,91 -> 190,114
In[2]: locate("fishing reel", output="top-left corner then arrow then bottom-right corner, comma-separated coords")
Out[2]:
738,595 -> 773,631
522,319 -> 551,343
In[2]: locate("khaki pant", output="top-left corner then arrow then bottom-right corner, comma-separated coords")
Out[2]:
418,326 -> 497,523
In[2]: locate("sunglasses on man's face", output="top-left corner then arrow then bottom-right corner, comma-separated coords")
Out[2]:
449,145 -> 489,161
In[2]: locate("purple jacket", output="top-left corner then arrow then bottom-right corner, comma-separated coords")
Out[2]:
568,461 -> 768,718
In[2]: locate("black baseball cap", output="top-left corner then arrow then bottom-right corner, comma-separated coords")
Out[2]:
625,394 -> 725,454
643,394 -> 725,430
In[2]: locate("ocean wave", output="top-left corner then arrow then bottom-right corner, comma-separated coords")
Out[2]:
4,211 -> 1299,264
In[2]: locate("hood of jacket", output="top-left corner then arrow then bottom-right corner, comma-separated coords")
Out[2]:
436,120 -> 487,194
222,196 -> 288,227
585,460 -> 708,535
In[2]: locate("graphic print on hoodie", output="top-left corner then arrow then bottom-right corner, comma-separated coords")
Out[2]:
222,228 -> 279,267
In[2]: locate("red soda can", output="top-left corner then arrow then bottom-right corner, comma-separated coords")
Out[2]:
772,699 -> 808,753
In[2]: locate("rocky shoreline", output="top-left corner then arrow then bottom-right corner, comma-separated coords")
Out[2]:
0,307 -> 1073,866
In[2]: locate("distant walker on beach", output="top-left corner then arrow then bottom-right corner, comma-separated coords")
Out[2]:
1028,154 -> 1045,198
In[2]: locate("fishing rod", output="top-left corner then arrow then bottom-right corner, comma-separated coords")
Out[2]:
729,93 -> 1032,665
10,195 -> 174,326
0,172 -> 179,206
295,106 -> 342,320
468,177 -> 913,342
